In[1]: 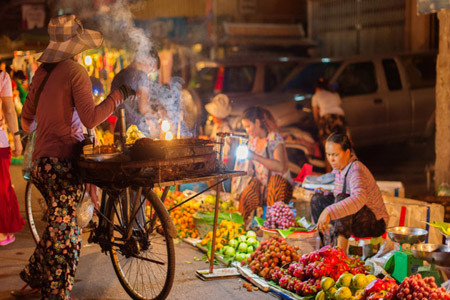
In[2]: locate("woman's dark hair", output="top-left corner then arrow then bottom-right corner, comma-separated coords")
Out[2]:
316,77 -> 331,91
327,132 -> 352,151
13,70 -> 26,81
243,106 -> 277,132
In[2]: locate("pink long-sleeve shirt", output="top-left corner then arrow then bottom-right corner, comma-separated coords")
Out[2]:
21,59 -> 123,160
328,156 -> 389,226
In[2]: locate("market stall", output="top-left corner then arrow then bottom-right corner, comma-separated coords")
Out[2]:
78,107 -> 450,300
155,170 -> 450,300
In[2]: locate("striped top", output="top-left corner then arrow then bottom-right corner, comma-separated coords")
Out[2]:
328,156 -> 389,226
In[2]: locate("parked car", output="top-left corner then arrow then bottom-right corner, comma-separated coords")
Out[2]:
282,52 -> 437,147
180,55 -> 324,174
188,56 -> 303,128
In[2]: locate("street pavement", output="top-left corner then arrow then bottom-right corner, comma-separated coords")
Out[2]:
1,165 -> 277,300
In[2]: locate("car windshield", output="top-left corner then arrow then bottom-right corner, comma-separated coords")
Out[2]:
193,65 -> 257,95
281,62 -> 341,94
193,67 -> 218,95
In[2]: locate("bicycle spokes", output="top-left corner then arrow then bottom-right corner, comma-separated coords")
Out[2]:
108,188 -> 175,300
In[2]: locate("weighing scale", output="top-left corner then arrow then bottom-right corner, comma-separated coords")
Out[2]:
411,243 -> 450,286
443,230 -> 450,247
385,226 -> 428,283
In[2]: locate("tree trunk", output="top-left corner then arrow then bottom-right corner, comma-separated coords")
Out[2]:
435,10 -> 450,189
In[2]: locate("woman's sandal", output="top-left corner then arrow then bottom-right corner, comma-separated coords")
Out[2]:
0,233 -> 15,246
10,284 -> 40,297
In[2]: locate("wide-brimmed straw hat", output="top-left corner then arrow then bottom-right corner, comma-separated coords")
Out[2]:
205,94 -> 232,119
38,14 -> 103,63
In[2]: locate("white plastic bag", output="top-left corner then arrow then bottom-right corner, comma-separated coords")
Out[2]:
76,193 -> 94,228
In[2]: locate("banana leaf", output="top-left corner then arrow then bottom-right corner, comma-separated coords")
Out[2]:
425,221 -> 450,238
255,216 -> 265,227
193,212 -> 244,225
425,221 -> 449,231
254,216 -> 317,239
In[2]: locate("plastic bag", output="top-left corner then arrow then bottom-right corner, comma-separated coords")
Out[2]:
76,193 -> 94,228
22,130 -> 36,179
437,183 -> 450,196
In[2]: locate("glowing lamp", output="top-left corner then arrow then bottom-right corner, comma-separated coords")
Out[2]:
161,120 -> 170,132
84,55 -> 92,66
165,131 -> 174,141
236,144 -> 249,160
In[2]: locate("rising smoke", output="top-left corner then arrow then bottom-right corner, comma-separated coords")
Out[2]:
52,0 -> 187,138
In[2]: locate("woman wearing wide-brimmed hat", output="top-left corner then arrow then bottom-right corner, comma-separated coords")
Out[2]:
205,94 -> 232,163
17,14 -> 135,299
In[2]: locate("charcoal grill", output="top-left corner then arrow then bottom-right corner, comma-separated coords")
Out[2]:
78,135 -> 245,280
77,137 -> 235,188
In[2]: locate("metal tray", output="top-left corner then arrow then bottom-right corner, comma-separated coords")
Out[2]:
80,152 -> 123,162
411,244 -> 450,267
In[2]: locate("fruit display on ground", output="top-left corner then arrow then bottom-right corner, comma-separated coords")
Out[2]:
198,194 -> 237,213
317,273 -> 379,300
169,201 -> 200,239
200,219 -> 245,251
387,274 -> 450,300
220,230 -> 260,263
241,234 -> 300,281
360,276 -> 398,300
149,188 -> 200,239
264,202 -> 298,229
153,188 -> 186,210
271,245 -> 369,297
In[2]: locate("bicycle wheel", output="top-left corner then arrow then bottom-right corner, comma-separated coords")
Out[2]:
25,181 -> 48,245
108,188 -> 175,300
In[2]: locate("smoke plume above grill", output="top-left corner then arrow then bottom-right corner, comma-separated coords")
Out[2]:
52,0 -> 186,138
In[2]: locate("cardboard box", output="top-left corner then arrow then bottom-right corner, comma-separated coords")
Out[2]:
377,181 -> 405,197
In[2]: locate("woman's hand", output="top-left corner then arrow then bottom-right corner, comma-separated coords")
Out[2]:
247,149 -> 256,161
13,135 -> 23,157
317,207 -> 331,233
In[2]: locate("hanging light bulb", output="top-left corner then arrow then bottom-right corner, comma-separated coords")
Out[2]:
236,144 -> 249,160
165,131 -> 174,141
161,120 -> 170,132
84,55 -> 92,66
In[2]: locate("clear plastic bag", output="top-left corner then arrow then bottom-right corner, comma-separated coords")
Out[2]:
76,193 -> 94,228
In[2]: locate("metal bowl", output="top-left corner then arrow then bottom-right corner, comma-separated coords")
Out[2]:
386,227 -> 428,245
411,244 -> 450,267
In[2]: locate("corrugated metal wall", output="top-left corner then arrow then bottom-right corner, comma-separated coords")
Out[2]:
131,0 -> 306,23
131,0 -> 208,19
310,0 -> 405,57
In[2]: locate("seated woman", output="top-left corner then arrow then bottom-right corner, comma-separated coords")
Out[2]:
312,132 -> 389,252
239,106 -> 293,228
